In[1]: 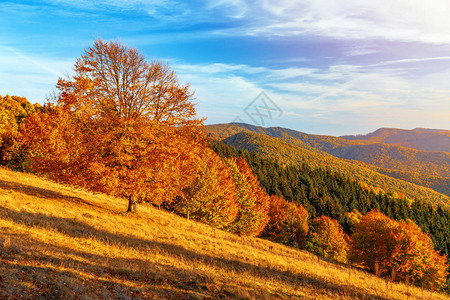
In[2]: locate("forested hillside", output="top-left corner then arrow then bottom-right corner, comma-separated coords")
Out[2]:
214,130 -> 450,208
205,123 -> 450,197
375,168 -> 450,198
211,143 -> 450,289
1,39 -> 449,297
327,143 -> 450,178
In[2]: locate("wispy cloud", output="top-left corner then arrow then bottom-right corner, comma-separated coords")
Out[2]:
219,0 -> 450,44
367,56 -> 450,67
2,0 -> 450,134
173,60 -> 450,133
0,46 -> 72,102
22,0 -> 450,46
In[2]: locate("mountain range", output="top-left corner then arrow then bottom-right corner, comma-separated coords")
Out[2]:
341,127 -> 450,152
204,123 -> 450,207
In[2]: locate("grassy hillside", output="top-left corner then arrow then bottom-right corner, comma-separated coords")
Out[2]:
341,127 -> 450,153
220,132 -> 450,208
0,168 -> 448,299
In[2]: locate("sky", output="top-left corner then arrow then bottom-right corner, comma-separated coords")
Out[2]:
1,0 -> 450,136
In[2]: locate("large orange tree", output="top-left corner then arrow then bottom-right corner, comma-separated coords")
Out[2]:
23,39 -> 203,212
262,195 -> 309,248
349,210 -> 448,289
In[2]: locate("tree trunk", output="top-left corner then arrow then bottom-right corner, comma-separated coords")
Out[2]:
127,195 -> 138,213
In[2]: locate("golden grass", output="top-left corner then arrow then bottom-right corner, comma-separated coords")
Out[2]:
0,166 -> 448,299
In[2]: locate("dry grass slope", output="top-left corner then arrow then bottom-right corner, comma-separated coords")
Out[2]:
0,167 -> 448,299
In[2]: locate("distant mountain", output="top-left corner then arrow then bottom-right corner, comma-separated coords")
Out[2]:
326,143 -> 450,178
375,167 -> 450,199
205,123 -> 450,178
204,123 -> 450,206
341,127 -> 450,153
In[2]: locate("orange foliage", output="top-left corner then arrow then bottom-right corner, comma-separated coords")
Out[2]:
263,195 -> 309,248
170,148 -> 239,229
21,40 -> 204,212
349,210 -> 448,289
392,220 -> 448,289
0,95 -> 42,169
305,216 -> 348,262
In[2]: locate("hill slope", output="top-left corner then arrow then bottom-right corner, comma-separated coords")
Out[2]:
206,123 -> 450,178
0,168 -> 448,299
220,132 -> 450,208
205,123 -> 450,198
341,127 -> 450,153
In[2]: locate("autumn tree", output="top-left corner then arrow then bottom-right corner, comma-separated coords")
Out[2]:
262,195 -> 309,248
343,209 -> 362,233
0,104 -> 7,147
223,157 -> 270,236
349,210 -> 448,290
169,148 -> 239,229
350,210 -> 406,276
0,95 -> 23,154
305,215 -> 348,262
0,95 -> 42,170
23,39 -> 203,212
392,220 -> 448,289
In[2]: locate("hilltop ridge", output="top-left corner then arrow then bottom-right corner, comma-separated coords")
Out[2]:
341,127 -> 450,153
204,123 -> 450,205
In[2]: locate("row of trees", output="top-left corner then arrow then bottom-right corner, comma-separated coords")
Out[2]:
261,193 -> 447,289
212,142 -> 450,258
1,39 -> 448,291
0,40 -> 275,238
212,142 -> 450,290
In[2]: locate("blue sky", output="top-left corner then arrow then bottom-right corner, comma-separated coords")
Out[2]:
1,0 -> 450,135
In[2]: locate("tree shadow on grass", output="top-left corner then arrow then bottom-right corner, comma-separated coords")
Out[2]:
0,234 -> 218,299
0,206 -> 392,300
0,179 -> 121,214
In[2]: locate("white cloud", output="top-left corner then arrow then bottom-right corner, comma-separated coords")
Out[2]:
0,46 -> 72,103
32,0 -> 450,45
242,0 -> 450,44
172,60 -> 450,132
27,0 -> 450,46
368,56 -> 450,67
